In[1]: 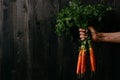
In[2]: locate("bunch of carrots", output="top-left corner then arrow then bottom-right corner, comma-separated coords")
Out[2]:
76,31 -> 96,79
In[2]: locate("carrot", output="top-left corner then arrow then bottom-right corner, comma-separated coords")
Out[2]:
76,49 -> 83,74
76,40 -> 96,79
89,47 -> 96,72
76,32 -> 96,79
81,49 -> 86,74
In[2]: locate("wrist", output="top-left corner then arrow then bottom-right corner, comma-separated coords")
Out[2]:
94,32 -> 103,42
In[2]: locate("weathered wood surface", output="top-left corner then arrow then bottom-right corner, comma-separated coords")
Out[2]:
0,0 -> 3,79
1,0 -> 31,80
0,0 -> 120,80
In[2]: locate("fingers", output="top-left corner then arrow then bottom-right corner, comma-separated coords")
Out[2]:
79,28 -> 88,33
79,28 -> 88,41
80,35 -> 88,41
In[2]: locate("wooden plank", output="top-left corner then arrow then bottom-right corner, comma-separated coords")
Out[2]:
1,0 -> 31,80
10,0 -> 31,80
0,0 -> 3,79
23,0 -> 32,80
6,1 -> 17,80
1,0 -> 14,80
28,0 -> 60,80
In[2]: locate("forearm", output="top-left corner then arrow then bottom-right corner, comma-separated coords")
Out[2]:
97,32 -> 120,43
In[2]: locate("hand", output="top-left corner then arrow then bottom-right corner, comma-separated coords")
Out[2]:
79,26 -> 98,41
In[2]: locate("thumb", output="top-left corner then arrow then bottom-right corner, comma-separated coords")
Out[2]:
88,26 -> 97,41
88,26 -> 96,34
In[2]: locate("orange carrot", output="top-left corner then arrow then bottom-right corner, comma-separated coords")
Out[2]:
89,47 -> 96,72
81,49 -> 86,74
76,49 -> 83,74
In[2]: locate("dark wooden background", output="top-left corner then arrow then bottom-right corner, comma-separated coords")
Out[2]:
0,0 -> 120,80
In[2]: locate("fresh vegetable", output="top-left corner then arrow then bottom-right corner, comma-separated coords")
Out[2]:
55,0 -> 112,39
55,0 -> 113,79
76,49 -> 82,74
89,44 -> 96,72
80,48 -> 86,74
76,38 -> 96,78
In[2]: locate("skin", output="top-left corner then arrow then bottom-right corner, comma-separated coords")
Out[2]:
79,26 -> 120,43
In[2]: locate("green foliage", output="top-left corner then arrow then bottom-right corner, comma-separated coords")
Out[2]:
55,0 -> 113,38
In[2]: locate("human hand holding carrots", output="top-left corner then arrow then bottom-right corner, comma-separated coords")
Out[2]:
76,26 -> 96,79
79,26 -> 98,41
79,26 -> 120,43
